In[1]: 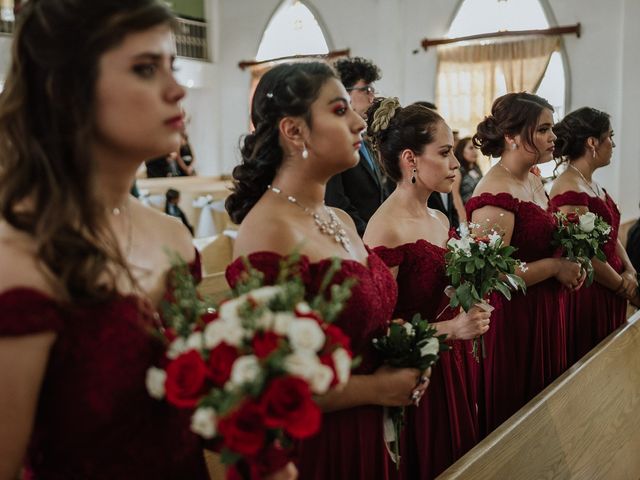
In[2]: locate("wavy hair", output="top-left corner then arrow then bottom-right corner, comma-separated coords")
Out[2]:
0,0 -> 176,303
226,62 -> 336,224
553,107 -> 611,163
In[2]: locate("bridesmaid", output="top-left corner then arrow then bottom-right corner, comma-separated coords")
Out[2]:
550,107 -> 637,364
467,92 -> 584,434
224,62 -> 429,480
364,98 -> 490,479
0,1 -> 209,478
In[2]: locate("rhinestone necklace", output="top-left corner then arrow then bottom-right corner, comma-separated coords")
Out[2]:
267,185 -> 351,252
568,164 -> 602,198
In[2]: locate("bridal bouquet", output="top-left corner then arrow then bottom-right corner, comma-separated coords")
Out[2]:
445,223 -> 527,360
552,211 -> 611,286
372,314 -> 448,467
146,255 -> 355,479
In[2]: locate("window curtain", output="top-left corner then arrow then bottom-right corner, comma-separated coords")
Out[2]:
436,36 -> 560,139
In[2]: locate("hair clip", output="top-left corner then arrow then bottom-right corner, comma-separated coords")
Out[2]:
266,92 -> 274,99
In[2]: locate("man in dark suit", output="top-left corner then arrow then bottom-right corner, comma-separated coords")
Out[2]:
326,57 -> 389,236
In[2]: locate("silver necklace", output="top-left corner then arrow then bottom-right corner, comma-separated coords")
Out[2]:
568,164 -> 602,198
267,185 -> 351,252
498,162 -> 537,202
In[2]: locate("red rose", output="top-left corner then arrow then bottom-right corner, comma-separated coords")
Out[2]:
260,376 -> 321,439
218,401 -> 267,456
165,350 -> 209,408
208,342 -> 239,386
201,311 -> 219,325
251,331 -> 281,359
248,442 -> 293,479
323,324 -> 351,353
567,212 -> 579,223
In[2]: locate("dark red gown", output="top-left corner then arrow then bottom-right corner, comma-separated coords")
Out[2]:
465,192 -> 567,435
226,250 -> 398,480
549,190 -> 627,364
374,240 -> 479,480
0,258 -> 208,479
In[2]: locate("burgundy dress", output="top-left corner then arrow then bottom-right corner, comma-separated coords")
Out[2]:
375,240 -> 478,480
550,190 -> 627,364
466,192 -> 567,435
226,251 -> 398,480
0,259 -> 208,479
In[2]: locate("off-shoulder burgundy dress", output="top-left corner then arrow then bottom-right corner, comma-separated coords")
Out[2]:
0,258 -> 208,479
550,190 -> 627,364
466,192 -> 567,434
375,240 -> 479,479
226,251 -> 398,480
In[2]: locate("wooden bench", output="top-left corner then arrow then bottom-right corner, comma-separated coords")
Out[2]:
438,311 -> 640,480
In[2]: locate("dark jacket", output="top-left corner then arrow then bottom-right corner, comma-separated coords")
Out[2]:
325,142 -> 389,236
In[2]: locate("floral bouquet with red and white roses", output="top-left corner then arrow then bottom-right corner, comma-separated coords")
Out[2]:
146,255 -> 355,479
552,211 -> 611,286
445,223 -> 527,360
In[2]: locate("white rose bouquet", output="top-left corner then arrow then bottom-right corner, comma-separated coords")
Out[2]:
146,255 -> 355,479
372,314 -> 448,468
445,223 -> 527,361
552,211 -> 611,286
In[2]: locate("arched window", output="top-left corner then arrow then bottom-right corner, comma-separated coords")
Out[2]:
438,0 -> 567,177
256,0 -> 329,61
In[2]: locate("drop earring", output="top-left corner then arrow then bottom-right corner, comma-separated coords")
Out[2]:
511,142 -> 517,150
592,148 -> 596,159
302,145 -> 309,159
411,168 -> 417,184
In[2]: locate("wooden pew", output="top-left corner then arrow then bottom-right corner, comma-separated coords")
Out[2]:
438,311 -> 640,480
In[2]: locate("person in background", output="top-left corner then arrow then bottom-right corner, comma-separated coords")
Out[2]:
176,130 -> 197,176
626,205 -> 640,279
550,107 -> 637,362
325,57 -> 389,236
455,136 -> 483,204
165,188 -> 194,235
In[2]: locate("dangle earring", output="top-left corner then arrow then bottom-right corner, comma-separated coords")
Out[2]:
511,142 -> 517,150
411,168 -> 417,184
592,148 -> 596,159
302,144 -> 309,159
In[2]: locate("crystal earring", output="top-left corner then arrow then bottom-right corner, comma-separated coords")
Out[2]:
411,168 -> 417,184
511,142 -> 517,150
302,144 -> 309,159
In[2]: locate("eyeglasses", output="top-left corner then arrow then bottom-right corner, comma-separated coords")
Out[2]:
347,85 -> 376,95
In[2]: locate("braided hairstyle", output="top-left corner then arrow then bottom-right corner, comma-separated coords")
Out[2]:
225,62 -> 336,224
553,107 -> 611,162
367,97 -> 443,182
473,92 -> 553,158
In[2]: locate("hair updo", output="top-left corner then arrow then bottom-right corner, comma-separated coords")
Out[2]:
473,92 -> 553,158
225,61 -> 336,224
552,107 -> 611,162
367,98 -> 443,182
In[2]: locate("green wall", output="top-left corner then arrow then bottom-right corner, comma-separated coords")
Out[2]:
168,0 -> 205,21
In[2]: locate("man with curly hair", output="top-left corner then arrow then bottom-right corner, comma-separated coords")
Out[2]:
326,57 -> 389,236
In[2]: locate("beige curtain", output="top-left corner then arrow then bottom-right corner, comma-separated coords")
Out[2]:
436,36 -> 560,139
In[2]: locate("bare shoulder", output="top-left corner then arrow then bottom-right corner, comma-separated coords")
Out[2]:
364,201 -> 410,248
0,223 -> 56,297
549,170 -> 579,198
429,208 -> 450,228
131,199 -> 195,263
233,203 -> 302,259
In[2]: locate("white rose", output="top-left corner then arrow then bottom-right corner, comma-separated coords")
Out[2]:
167,337 -> 188,360
458,236 -> 472,254
283,351 -> 320,381
488,232 -> 502,247
186,331 -> 204,351
247,285 -> 284,304
309,363 -> 334,394
230,355 -> 261,386
190,407 -> 217,439
447,237 -> 460,250
217,297 -> 245,324
579,212 -> 596,233
402,322 -> 415,336
332,348 -> 352,387
272,312 -> 295,335
145,367 -> 167,399
295,302 -> 312,315
254,310 -> 275,331
287,318 -> 326,353
204,320 -> 244,349
419,337 -> 440,358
